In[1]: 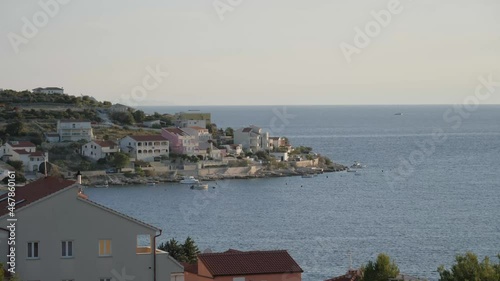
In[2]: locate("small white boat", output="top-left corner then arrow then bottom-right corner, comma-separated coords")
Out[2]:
347,169 -> 357,173
180,176 -> 199,184
351,162 -> 366,169
394,112 -> 403,116
147,182 -> 157,186
190,183 -> 208,190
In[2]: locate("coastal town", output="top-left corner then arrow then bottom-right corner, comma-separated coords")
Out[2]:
0,88 -> 345,187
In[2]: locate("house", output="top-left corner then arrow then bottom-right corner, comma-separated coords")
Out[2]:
184,249 -> 303,281
119,135 -> 169,162
233,126 -> 270,152
110,103 -> 135,113
143,119 -> 161,128
44,132 -> 60,143
81,140 -> 120,161
270,152 -> 289,162
32,87 -> 64,94
174,112 -> 211,128
0,141 -> 46,172
57,119 -> 94,142
221,144 -> 243,156
269,137 -> 287,150
161,128 -> 198,155
0,176 -> 184,280
324,269 -> 362,281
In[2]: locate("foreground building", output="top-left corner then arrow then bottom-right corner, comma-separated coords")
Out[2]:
0,176 -> 184,280
184,249 -> 303,281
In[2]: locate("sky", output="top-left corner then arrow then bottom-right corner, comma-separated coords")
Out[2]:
1,0 -> 499,106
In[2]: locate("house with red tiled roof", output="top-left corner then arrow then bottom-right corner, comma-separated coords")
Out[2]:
119,135 -> 169,162
324,269 -> 362,281
184,249 -> 303,281
0,141 -> 47,172
161,127 -> 198,155
81,140 -> 120,161
0,176 -> 184,280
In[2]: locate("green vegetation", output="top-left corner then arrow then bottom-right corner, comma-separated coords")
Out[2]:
158,237 -> 201,264
0,89 -> 111,108
5,160 -> 27,183
438,252 -> 500,281
290,146 -> 313,155
361,253 -> 400,281
112,152 -> 130,170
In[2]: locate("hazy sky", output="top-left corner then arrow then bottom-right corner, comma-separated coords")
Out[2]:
1,0 -> 499,105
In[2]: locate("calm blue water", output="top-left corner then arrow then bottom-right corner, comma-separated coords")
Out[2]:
88,105 -> 500,281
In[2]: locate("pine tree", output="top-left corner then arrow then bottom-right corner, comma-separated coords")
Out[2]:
182,236 -> 200,264
158,238 -> 185,262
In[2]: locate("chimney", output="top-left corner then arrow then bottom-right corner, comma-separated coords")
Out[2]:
76,171 -> 82,185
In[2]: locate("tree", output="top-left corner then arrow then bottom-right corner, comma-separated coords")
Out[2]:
5,121 -> 24,136
225,127 -> 234,137
362,253 -> 400,281
158,238 -> 186,262
112,152 -> 130,170
182,236 -> 200,264
438,252 -> 500,281
6,160 -> 23,172
133,110 -> 146,123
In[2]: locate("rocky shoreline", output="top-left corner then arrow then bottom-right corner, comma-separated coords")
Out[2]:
81,163 -> 348,186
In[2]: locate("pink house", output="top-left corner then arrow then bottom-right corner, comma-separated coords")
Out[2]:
161,127 -> 198,155
184,249 -> 303,281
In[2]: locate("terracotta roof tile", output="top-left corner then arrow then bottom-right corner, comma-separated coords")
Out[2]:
163,128 -> 188,136
8,141 -> 36,148
93,140 -> 117,147
0,177 -> 76,217
325,269 -> 362,281
182,262 -> 198,274
198,250 -> 303,277
13,149 -> 31,155
129,135 -> 168,141
29,151 -> 45,157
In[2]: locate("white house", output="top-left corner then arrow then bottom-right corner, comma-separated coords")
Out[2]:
81,140 -> 120,161
270,152 -> 289,162
143,119 -> 161,128
0,141 -> 46,172
57,119 -> 94,142
119,135 -> 169,162
221,144 -> 243,156
0,176 -> 184,281
233,126 -> 270,152
44,132 -> 60,143
110,103 -> 135,113
173,112 -> 211,128
32,87 -> 64,94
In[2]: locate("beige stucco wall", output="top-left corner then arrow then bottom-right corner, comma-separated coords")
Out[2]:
0,186 -> 183,280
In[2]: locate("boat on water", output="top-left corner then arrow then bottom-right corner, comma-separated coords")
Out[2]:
147,182 -> 157,186
301,174 -> 314,178
180,176 -> 199,184
94,183 -> 109,188
190,183 -> 209,190
394,112 -> 403,116
350,162 -> 366,169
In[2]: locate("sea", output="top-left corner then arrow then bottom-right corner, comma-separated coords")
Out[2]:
86,105 -> 500,281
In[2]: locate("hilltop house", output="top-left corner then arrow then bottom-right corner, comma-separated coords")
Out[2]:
0,141 -> 47,172
110,103 -> 135,113
0,176 -> 184,280
119,135 -> 169,162
81,140 -> 120,161
184,249 -> 303,281
233,126 -> 271,152
324,269 -> 362,281
32,87 -> 64,94
57,119 -> 94,142
161,128 -> 198,155
174,112 -> 211,128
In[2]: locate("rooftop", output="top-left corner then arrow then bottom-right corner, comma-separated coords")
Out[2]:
164,127 -> 189,136
129,135 -> 168,142
8,141 -> 36,148
198,249 -> 303,277
93,140 -> 117,147
0,177 -> 76,217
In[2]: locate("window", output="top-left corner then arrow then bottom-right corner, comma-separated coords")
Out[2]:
99,240 -> 112,256
62,241 -> 73,258
100,279 -> 112,281
27,242 -> 39,259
